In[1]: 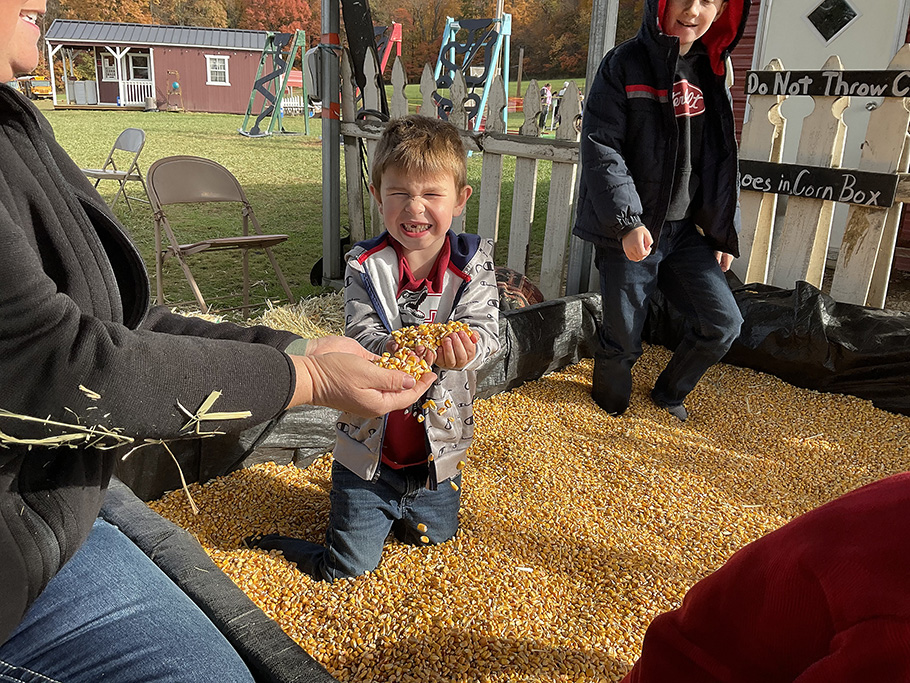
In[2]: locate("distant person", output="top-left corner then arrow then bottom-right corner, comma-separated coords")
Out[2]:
248,115 -> 500,580
539,82 -> 553,127
573,0 -> 749,421
0,3 -> 435,680
554,80 -> 570,124
624,472 -> 910,682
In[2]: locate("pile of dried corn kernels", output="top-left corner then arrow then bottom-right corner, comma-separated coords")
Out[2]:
374,321 -> 473,379
150,345 -> 910,682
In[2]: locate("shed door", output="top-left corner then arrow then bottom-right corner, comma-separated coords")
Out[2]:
753,0 -> 910,261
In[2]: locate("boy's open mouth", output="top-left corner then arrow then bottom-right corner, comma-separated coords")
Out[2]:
402,223 -> 431,235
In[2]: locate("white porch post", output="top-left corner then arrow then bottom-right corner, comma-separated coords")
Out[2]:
107,46 -> 130,105
47,42 -> 64,106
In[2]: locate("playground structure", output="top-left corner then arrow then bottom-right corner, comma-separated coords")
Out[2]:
432,14 -> 511,132
374,23 -> 402,75
240,30 -> 309,137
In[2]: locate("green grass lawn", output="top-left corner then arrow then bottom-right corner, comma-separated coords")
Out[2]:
43,94 -> 566,315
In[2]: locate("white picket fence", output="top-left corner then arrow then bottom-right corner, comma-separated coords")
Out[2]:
734,46 -> 910,308
339,48 -> 910,307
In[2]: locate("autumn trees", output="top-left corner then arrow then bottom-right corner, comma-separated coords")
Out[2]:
42,0 -> 646,81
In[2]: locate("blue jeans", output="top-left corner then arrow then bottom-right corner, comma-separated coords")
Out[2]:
593,219 -> 743,413
256,460 -> 461,582
0,519 -> 254,683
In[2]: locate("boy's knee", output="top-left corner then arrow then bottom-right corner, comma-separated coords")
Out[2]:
395,525 -> 458,547
395,517 -> 458,546
716,307 -> 744,347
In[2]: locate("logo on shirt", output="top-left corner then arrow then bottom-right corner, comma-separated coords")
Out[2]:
673,79 -> 705,118
399,287 -> 440,325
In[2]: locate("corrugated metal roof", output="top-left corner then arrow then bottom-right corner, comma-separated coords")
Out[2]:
45,20 -> 268,51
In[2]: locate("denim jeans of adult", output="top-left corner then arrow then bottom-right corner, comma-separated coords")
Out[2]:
283,459 -> 462,582
592,218 -> 743,413
0,519 -> 255,683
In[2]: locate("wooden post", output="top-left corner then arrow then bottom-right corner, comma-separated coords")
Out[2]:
362,50 -> 382,238
732,59 -> 786,285
516,46 -> 524,102
321,0 -> 342,284
341,50 -> 366,244
507,81 -> 542,275
830,45 -> 910,306
867,132 -> 910,308
768,55 -> 849,290
539,82 -> 581,300
476,75 -> 508,253
449,71 -> 470,233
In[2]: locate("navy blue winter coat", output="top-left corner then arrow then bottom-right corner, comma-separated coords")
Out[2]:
573,0 -> 750,256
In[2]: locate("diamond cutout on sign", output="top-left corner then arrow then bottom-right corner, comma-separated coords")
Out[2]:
807,0 -> 859,43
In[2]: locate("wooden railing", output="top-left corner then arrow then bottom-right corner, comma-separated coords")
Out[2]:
123,80 -> 154,105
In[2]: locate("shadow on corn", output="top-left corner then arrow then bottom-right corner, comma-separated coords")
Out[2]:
347,628 -> 627,681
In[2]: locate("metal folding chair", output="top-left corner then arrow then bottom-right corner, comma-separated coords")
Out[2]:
81,128 -> 149,209
146,155 -> 296,314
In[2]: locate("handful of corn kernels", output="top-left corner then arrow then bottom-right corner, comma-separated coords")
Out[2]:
373,321 -> 472,380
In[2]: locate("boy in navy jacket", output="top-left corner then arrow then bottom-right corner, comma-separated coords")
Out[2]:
573,0 -> 750,421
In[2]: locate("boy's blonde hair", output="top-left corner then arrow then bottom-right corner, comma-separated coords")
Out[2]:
371,115 -> 468,193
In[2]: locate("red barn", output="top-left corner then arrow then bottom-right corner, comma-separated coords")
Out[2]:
44,20 -> 269,115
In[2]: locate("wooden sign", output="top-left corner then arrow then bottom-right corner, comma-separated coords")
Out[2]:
740,160 -> 898,208
745,70 -> 910,98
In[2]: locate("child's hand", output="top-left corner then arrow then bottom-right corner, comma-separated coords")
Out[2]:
433,330 -> 479,370
715,251 -> 734,272
622,226 -> 653,262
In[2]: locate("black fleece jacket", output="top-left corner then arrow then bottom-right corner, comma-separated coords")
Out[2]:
573,0 -> 750,256
0,86 -> 300,644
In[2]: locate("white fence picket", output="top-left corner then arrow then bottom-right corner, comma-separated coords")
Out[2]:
476,76 -> 507,248
732,59 -> 786,285
829,45 -> 910,305
768,55 -> 848,290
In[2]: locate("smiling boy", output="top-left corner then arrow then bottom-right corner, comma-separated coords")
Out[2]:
249,116 -> 500,580
573,0 -> 750,422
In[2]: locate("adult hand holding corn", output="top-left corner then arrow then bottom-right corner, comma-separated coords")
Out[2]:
287,335 -> 436,416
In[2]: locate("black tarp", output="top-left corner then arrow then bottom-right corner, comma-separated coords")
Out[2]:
645,279 -> 910,418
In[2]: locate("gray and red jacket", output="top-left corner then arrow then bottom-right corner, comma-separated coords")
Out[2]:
572,0 -> 750,256
336,231 -> 500,489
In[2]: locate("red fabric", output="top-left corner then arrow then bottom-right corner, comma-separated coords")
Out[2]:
702,0 -> 745,76
381,241 -> 452,469
623,473 -> 910,683
393,237 -> 451,297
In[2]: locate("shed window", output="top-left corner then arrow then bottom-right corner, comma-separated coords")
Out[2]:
206,55 -> 230,86
129,53 -> 150,81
